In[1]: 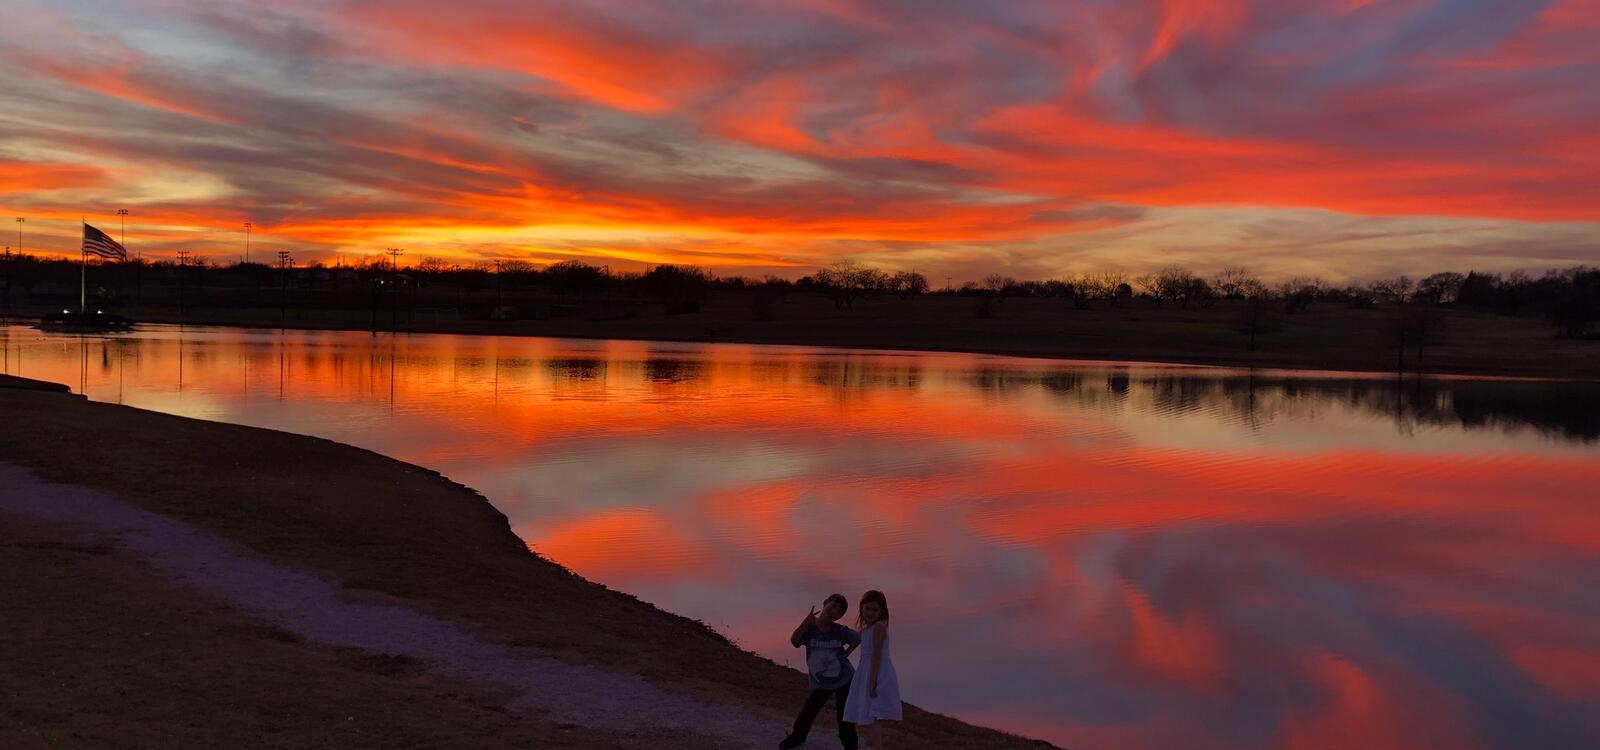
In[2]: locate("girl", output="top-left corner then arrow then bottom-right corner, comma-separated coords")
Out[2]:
842,590 -> 901,748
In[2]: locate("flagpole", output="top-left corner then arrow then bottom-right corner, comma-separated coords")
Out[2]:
80,219 -> 87,314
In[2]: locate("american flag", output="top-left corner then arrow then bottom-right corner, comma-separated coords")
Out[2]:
82,222 -> 127,260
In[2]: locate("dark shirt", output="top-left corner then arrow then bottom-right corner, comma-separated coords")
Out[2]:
801,621 -> 860,690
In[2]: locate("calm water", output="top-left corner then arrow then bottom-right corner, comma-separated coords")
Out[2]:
5,323 -> 1598,749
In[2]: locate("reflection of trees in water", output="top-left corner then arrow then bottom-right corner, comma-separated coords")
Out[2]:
1429,382 -> 1598,442
945,364 -> 1597,442
544,358 -> 606,381
806,359 -> 923,390
967,367 -> 1080,395
1101,373 -> 1600,443
641,358 -> 702,384
1252,378 -> 1600,442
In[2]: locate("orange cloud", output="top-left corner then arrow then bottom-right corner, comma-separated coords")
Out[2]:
0,161 -> 107,192
1,0 -> 1597,277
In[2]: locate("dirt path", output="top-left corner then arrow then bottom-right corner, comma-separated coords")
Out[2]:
0,463 -> 828,749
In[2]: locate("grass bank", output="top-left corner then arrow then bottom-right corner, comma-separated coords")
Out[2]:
0,380 -> 1055,749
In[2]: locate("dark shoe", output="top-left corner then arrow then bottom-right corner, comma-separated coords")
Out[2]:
778,736 -> 803,749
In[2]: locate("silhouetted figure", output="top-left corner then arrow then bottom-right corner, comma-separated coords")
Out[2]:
842,590 -> 901,749
780,594 -> 859,750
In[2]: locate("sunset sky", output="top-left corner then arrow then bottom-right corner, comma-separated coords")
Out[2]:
1,0 -> 1597,282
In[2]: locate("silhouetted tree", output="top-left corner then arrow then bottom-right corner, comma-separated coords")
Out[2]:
1153,267 -> 1213,308
981,273 -> 1015,303
1456,271 -> 1498,308
642,264 -> 713,314
815,260 -> 881,309
544,260 -> 607,295
1387,302 -> 1446,372
1233,289 -> 1279,351
1278,278 -> 1326,314
889,270 -> 928,298
759,275 -> 793,303
1370,275 -> 1414,304
416,256 -> 452,274
1545,266 -> 1600,338
1416,272 -> 1465,305
1212,266 -> 1260,299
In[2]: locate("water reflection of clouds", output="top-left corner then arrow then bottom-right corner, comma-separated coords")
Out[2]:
9,325 -> 1600,750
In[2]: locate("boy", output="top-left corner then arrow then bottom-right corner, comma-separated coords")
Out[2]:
779,593 -> 860,750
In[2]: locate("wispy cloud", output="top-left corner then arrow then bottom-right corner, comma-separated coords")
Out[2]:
1,0 -> 1596,279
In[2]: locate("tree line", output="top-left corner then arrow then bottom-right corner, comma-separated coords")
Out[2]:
1,252 -> 1596,339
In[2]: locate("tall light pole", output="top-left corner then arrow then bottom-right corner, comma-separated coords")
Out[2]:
243,221 -> 253,264
176,250 -> 190,314
277,250 -> 293,320
385,248 -> 404,328
117,209 -> 128,245
13,217 -> 22,258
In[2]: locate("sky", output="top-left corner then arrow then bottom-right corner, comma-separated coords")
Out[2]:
1,0 -> 1597,282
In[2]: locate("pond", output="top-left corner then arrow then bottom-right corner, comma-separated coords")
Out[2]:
4,323 -> 1597,749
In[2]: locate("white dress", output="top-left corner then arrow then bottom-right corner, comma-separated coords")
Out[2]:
843,622 -> 902,724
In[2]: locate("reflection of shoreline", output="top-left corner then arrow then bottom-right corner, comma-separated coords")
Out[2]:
19,323 -> 1596,446
0,379 -> 1057,749
6,302 -> 1595,380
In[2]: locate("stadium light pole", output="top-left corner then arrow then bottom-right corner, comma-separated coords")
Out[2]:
277,250 -> 293,321
176,250 -> 190,315
13,217 -> 22,258
385,248 -> 404,328
243,221 -> 253,265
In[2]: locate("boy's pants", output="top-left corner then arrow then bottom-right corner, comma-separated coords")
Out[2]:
781,681 -> 857,749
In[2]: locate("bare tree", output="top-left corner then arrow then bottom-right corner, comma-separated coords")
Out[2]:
890,270 -> 929,298
1387,302 -> 1446,372
816,260 -> 881,309
1132,272 -> 1161,298
1089,272 -> 1129,305
1278,277 -> 1327,314
1153,267 -> 1213,308
1416,272 -> 1465,305
416,257 -> 452,274
1370,275 -> 1415,304
1233,288 -> 1278,351
1212,266 -> 1259,299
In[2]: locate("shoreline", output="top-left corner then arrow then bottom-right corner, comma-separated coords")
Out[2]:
5,300 -> 1597,381
0,377 -> 1057,749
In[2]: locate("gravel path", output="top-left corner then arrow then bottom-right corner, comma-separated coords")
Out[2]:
0,464 -> 829,749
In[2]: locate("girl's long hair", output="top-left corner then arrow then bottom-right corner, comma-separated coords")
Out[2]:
856,590 -> 889,629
